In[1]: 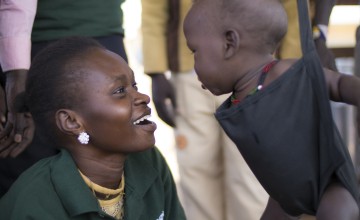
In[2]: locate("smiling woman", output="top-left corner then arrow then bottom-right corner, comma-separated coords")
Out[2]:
0,36 -> 186,220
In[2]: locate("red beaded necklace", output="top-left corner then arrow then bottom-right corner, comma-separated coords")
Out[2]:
231,60 -> 278,105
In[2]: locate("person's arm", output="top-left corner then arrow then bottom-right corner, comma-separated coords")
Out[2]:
325,68 -> 360,135
325,68 -> 360,105
313,0 -> 336,26
0,84 -> 5,130
141,0 -> 176,127
0,0 -> 36,71
313,0 -> 338,71
0,0 -> 37,157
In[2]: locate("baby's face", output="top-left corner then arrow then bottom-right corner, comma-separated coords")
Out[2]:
75,48 -> 157,153
183,1 -> 234,96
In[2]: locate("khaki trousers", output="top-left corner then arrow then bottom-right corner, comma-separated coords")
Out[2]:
173,71 -> 268,220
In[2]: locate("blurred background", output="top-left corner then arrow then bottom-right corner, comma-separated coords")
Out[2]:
121,0 -> 180,181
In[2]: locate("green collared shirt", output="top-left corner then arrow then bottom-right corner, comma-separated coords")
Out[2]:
0,148 -> 186,220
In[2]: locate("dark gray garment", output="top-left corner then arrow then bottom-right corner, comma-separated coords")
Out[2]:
215,0 -> 359,216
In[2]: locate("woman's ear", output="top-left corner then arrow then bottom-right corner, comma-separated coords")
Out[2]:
224,29 -> 240,59
55,109 -> 83,136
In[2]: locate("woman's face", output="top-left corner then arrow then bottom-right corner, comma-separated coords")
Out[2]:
75,48 -> 157,154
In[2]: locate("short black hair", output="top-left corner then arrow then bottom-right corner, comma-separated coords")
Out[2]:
23,36 -> 105,144
220,0 -> 288,53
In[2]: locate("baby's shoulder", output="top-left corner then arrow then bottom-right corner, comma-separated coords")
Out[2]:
263,58 -> 299,87
274,59 -> 298,77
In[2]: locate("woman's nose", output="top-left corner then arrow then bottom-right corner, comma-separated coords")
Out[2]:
134,91 -> 150,105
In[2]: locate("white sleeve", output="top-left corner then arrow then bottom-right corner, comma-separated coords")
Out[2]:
0,0 -> 37,72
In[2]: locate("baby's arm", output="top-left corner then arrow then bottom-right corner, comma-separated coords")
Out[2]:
324,68 -> 360,105
324,68 -> 360,136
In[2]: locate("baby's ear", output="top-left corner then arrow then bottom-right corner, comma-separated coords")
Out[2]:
224,29 -> 240,59
55,109 -> 83,136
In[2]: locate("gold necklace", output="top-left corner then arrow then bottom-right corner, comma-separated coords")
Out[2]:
99,194 -> 124,220
78,170 -> 125,219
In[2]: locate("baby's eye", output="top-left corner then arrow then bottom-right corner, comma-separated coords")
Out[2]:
113,87 -> 126,94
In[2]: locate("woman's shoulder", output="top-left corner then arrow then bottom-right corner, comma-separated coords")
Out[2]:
9,156 -> 56,189
0,155 -> 60,216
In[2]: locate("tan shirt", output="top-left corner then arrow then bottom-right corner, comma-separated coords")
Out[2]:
141,0 -> 194,74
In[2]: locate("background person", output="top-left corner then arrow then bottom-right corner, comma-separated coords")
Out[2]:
279,0 -> 337,71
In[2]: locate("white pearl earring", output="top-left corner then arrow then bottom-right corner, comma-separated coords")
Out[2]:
78,132 -> 90,145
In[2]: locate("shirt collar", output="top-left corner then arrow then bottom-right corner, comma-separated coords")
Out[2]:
50,149 -> 158,218
123,149 -> 158,219
51,149 -> 101,217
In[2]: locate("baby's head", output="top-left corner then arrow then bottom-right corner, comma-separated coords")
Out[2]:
183,0 -> 287,95
23,37 -> 156,153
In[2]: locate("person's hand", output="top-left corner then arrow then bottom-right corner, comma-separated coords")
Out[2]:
315,38 -> 337,71
0,70 -> 35,158
149,73 -> 176,127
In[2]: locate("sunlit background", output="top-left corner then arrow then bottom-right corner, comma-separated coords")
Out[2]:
328,5 -> 360,48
